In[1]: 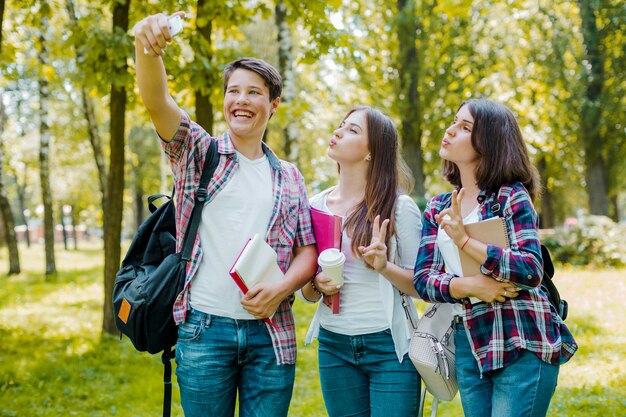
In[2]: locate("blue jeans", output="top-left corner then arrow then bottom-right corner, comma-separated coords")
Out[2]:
175,309 -> 295,417
454,322 -> 559,417
318,327 -> 421,417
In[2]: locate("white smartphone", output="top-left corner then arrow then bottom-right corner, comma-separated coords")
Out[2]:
143,15 -> 183,55
167,15 -> 183,37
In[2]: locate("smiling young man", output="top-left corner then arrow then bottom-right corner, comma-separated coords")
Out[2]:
134,13 -> 318,417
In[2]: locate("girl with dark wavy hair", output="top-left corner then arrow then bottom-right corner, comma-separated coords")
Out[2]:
414,98 -> 577,417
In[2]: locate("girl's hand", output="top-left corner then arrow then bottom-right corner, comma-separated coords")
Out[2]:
451,273 -> 520,303
358,215 -> 390,272
314,272 -> 341,295
435,188 -> 469,247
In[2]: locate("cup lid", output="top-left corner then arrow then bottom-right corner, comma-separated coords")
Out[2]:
318,248 -> 345,265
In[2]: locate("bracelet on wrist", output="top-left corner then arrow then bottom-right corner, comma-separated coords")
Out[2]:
310,277 -> 323,297
461,236 -> 471,251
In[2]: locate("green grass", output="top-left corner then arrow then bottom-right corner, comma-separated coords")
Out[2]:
1,244 -> 624,416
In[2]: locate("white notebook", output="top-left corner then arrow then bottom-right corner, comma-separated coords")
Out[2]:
229,234 -> 284,293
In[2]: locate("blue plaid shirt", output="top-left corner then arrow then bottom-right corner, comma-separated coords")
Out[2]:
414,182 -> 577,374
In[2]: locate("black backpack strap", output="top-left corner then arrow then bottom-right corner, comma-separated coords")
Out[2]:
160,140 -> 219,417
161,347 -> 176,417
180,140 -> 219,261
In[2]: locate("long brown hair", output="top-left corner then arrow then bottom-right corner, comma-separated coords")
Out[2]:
341,106 -> 414,257
442,99 -> 540,200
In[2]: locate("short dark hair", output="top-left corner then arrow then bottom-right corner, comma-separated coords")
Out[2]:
223,57 -> 282,101
442,98 -> 540,200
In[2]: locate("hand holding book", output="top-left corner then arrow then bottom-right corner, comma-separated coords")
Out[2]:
229,234 -> 283,327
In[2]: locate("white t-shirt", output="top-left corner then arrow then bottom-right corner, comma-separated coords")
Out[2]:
437,204 -> 480,314
315,192 -> 419,336
190,151 -> 273,319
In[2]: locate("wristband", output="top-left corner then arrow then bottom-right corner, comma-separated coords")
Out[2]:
310,277 -> 323,296
461,236 -> 471,251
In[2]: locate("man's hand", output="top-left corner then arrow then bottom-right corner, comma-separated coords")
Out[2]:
240,281 -> 289,319
133,12 -> 185,57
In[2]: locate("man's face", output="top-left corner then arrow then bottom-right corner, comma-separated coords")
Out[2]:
223,68 -> 280,142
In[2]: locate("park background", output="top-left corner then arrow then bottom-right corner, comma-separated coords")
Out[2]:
0,0 -> 624,416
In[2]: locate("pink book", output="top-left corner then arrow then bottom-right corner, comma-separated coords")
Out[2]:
310,207 -> 343,314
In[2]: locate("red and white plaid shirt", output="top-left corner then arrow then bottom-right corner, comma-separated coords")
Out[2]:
161,112 -> 315,365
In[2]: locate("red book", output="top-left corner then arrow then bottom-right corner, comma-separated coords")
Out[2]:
229,234 -> 282,328
310,207 -> 343,314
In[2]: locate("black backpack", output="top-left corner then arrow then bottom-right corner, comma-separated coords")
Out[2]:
112,140 -> 218,417
540,244 -> 568,320
492,190 -> 568,320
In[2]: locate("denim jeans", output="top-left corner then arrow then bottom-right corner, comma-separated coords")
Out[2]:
317,327 -> 421,417
175,309 -> 295,417
454,322 -> 559,417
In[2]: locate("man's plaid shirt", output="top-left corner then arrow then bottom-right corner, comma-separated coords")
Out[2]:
161,112 -> 315,365
414,182 -> 577,375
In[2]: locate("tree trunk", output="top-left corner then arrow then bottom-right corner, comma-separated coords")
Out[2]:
16,165 -> 30,247
133,173 -> 144,231
396,0 -> 424,199
102,0 -> 130,336
0,0 -> 5,54
38,10 -> 56,277
579,0 -> 609,216
194,0 -> 214,133
537,155 -> 555,228
275,1 -> 298,162
0,91 -> 20,274
66,0 -> 107,205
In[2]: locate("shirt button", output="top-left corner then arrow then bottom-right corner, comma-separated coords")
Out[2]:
527,274 -> 533,280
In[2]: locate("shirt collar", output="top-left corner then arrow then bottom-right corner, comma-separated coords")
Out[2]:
220,131 -> 282,171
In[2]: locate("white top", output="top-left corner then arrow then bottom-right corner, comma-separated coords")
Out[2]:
299,189 -> 422,361
436,204 -> 480,314
190,152 -> 273,319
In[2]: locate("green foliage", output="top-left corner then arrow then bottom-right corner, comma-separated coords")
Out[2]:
1,246 -> 625,416
543,215 -> 626,267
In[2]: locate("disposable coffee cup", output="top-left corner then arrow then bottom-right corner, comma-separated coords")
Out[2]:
317,248 -> 346,286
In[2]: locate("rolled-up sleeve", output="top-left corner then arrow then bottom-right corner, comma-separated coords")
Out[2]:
480,186 -> 543,289
413,195 -> 463,304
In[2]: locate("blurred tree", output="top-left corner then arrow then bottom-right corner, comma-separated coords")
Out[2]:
102,0 -> 131,335
65,0 -> 107,204
0,91 -> 20,274
37,0 -> 56,277
579,0 -> 609,216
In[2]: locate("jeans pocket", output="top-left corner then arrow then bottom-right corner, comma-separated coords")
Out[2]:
177,319 -> 204,342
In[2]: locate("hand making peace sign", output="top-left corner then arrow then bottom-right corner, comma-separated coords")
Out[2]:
358,215 -> 390,272
434,188 -> 469,247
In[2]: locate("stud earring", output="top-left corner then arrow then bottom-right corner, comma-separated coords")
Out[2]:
365,154 -> 372,161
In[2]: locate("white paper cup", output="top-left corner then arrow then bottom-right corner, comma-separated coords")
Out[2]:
318,248 -> 346,286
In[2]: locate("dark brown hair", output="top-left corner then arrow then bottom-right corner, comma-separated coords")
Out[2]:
342,106 -> 414,257
442,98 -> 540,200
223,57 -> 282,101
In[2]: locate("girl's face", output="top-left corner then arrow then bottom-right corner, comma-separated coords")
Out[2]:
440,104 -> 479,166
327,110 -> 370,164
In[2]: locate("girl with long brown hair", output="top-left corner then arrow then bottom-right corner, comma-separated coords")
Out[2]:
299,106 -> 422,416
